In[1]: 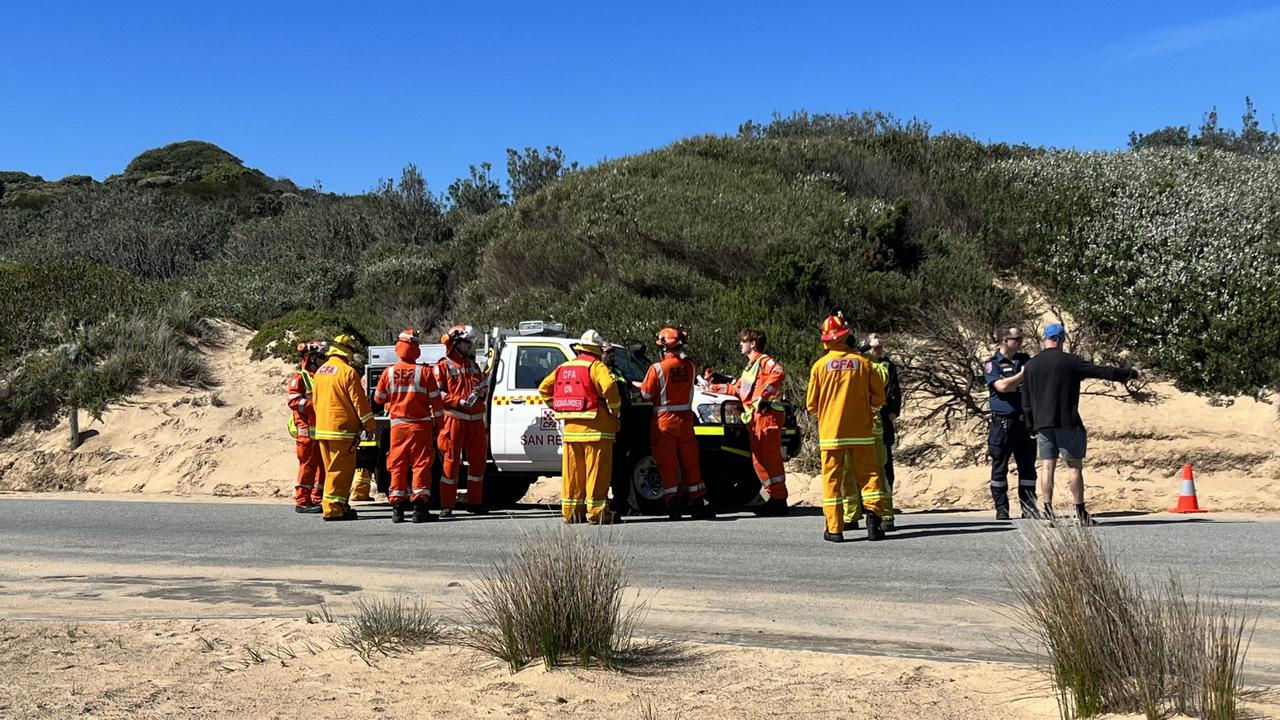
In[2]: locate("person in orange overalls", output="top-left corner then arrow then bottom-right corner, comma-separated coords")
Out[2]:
705,328 -> 789,517
539,330 -> 622,524
312,333 -> 376,521
433,325 -> 489,517
286,340 -> 326,513
806,314 -> 888,543
641,327 -> 715,521
374,329 -> 444,524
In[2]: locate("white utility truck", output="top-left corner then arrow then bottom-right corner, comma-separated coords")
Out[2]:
362,321 -> 802,513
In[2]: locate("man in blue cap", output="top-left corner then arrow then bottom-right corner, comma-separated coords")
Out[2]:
983,327 -> 1037,520
1020,322 -> 1138,526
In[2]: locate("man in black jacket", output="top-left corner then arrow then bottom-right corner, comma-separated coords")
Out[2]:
1020,323 -> 1138,525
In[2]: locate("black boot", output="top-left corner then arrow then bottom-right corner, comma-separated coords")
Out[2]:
689,497 -> 716,520
295,504 -> 322,514
413,502 -> 437,523
1018,486 -> 1039,519
865,512 -> 885,541
466,504 -> 489,515
1075,504 -> 1098,527
391,504 -> 406,524
666,497 -> 686,521
323,508 -> 359,522
439,507 -> 454,519
823,530 -> 845,543
753,498 -> 789,517
992,486 -> 1011,521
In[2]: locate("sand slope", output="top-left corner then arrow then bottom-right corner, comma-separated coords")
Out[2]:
0,321 -> 297,498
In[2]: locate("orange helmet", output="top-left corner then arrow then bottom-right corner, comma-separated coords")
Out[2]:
820,313 -> 850,342
655,326 -> 688,350
395,329 -> 421,362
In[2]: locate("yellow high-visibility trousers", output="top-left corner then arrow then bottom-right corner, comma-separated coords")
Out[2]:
319,439 -> 358,518
562,440 -> 613,524
823,446 -> 886,535
843,433 -> 894,524
350,468 -> 373,501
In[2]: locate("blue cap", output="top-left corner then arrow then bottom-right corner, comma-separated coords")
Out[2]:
1043,322 -> 1066,340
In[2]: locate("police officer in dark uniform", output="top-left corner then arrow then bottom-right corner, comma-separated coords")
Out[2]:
984,326 -> 1038,519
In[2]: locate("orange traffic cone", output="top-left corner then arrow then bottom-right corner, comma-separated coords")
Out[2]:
1169,464 -> 1207,513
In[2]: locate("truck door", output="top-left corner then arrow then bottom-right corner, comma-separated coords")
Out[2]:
491,342 -> 571,470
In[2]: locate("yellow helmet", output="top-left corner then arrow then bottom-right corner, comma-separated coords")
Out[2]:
328,333 -> 358,358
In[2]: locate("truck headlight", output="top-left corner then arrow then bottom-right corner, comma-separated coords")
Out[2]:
696,403 -> 723,423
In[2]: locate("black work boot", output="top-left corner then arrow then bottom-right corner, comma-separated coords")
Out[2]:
993,487 -> 1011,520
754,498 -> 789,517
1041,503 -> 1057,527
666,497 -> 686,521
412,502 -> 437,523
689,497 -> 716,520
439,507 -> 454,519
865,512 -> 885,541
391,504 -> 406,524
466,504 -> 489,515
1075,504 -> 1098,527
295,504 -> 322,514
1018,487 -> 1040,519
323,507 -> 359,522
823,530 -> 845,543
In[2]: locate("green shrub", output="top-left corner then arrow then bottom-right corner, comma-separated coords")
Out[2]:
247,308 -> 367,361
0,295 -> 213,435
459,529 -> 643,672
0,261 -> 159,360
332,596 -> 443,664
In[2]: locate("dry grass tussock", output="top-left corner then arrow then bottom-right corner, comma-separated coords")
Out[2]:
331,596 -> 444,665
458,528 -> 666,673
1006,521 -> 1256,720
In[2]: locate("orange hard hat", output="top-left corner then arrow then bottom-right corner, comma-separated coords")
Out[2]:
820,313 -> 850,342
655,326 -> 688,349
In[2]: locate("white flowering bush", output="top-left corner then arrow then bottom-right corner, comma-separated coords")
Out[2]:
992,148 -> 1280,394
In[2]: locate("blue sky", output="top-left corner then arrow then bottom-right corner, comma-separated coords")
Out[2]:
3,2 -> 1278,195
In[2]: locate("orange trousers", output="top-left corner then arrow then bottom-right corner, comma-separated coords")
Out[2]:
388,422 -> 435,506
318,439 -> 358,518
562,440 -> 613,524
438,416 -> 487,507
821,446 -> 886,535
651,418 -> 704,503
749,411 -> 788,500
294,437 -> 324,506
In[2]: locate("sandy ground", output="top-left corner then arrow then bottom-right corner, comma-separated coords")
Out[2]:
4,617 -> 1273,720
0,321 -> 1275,515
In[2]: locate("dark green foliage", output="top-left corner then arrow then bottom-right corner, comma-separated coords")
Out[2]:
447,162 -> 506,218
0,185 -> 234,279
1129,97 -> 1280,154
506,146 -> 577,202
246,309 -> 368,362
0,294 -> 213,435
122,141 -> 247,179
0,261 -> 158,359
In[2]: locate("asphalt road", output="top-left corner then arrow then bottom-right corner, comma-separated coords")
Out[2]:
3,497 -> 1278,679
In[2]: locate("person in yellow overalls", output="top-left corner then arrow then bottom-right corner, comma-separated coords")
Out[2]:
311,334 -> 376,521
806,314 -> 888,543
539,330 -> 622,524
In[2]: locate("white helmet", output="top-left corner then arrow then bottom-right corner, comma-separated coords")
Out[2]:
572,329 -> 605,355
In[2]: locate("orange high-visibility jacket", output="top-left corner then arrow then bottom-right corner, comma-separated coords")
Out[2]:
640,354 -> 697,429
806,347 -> 885,450
286,370 -> 316,437
312,355 -> 376,441
433,353 -> 487,422
708,352 -> 785,413
538,354 -> 622,442
374,361 -> 443,426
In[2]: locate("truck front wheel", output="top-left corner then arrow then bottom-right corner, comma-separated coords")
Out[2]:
624,454 -> 668,515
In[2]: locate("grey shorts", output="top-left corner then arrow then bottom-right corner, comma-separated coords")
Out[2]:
1036,426 -> 1087,461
